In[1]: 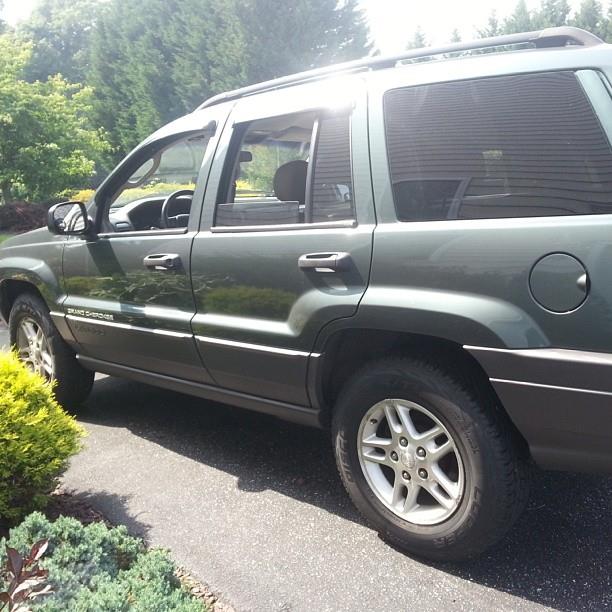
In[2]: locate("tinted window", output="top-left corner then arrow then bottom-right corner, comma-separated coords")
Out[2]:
215,111 -> 354,227
310,115 -> 354,223
384,72 -> 612,221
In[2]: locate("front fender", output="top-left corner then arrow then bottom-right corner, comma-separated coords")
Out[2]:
0,230 -> 66,320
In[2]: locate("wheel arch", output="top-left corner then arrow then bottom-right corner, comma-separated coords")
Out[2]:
0,278 -> 51,323
311,327 -> 529,455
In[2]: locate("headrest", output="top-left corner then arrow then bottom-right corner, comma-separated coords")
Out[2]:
273,159 -> 308,205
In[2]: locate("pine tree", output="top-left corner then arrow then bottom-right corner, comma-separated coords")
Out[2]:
503,0 -> 534,33
239,0 -> 372,83
533,0 -> 571,28
450,28 -> 462,43
88,0 -> 372,156
406,26 -> 427,50
571,0 -> 607,39
478,10 -> 501,37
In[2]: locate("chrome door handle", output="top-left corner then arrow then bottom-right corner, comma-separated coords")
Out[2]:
298,252 -> 352,272
143,253 -> 182,271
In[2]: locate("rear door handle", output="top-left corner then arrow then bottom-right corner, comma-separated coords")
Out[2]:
298,252 -> 352,272
143,253 -> 182,271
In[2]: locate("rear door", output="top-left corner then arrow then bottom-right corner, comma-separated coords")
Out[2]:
190,78 -> 375,405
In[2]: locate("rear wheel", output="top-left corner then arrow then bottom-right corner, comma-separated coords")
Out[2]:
332,357 -> 529,561
9,293 -> 94,409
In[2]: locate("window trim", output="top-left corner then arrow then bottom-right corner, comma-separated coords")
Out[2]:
210,219 -> 356,234
97,228 -> 189,239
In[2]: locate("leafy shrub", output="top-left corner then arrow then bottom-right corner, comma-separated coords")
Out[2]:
0,353 -> 84,526
0,538 -> 52,609
65,189 -> 96,204
0,513 -> 205,611
113,182 -> 195,207
203,285 -> 296,319
0,202 -> 46,233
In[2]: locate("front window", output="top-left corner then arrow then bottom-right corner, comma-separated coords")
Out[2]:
107,133 -> 212,232
111,135 -> 209,210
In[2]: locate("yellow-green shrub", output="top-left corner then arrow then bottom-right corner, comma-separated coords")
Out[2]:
66,188 -> 96,203
0,353 -> 84,526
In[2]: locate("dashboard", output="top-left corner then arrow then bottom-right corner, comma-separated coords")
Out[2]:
108,195 -> 192,232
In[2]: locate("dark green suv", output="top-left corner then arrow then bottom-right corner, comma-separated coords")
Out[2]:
2,26 -> 611,561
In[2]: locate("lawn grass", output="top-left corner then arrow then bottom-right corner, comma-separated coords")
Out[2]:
0,234 -> 12,244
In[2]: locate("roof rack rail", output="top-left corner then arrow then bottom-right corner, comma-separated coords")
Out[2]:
197,27 -> 603,110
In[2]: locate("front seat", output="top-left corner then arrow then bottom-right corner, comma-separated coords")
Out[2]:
273,159 -> 308,205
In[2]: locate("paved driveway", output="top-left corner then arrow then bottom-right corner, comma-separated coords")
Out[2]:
1,325 -> 610,611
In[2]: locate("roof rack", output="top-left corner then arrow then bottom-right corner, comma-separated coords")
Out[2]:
197,27 -> 604,110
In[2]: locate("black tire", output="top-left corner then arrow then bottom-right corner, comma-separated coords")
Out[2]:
332,357 -> 529,561
9,292 -> 94,409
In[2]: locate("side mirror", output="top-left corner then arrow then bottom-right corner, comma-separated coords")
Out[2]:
47,201 -> 93,236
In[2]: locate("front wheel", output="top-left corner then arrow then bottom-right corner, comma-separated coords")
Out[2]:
332,357 -> 529,561
9,293 -> 94,409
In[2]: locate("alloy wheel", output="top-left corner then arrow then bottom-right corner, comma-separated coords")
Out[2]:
16,317 -> 54,381
357,398 -> 465,526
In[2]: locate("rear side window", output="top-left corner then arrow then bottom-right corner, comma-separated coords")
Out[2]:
384,72 -> 612,221
215,111 -> 354,227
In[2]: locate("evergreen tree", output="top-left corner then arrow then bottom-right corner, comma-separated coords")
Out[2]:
240,0 -> 371,83
478,10 -> 501,37
503,0 -> 534,33
19,0 -> 99,83
533,0 -> 571,27
571,0 -> 607,39
88,0 -> 182,155
406,26 -> 427,49
89,0 -> 372,155
450,28 -> 462,43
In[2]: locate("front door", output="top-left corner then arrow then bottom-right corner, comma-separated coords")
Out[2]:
62,108 -> 228,382
190,79 -> 374,405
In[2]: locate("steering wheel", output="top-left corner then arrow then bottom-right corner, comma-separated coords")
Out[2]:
160,189 -> 194,229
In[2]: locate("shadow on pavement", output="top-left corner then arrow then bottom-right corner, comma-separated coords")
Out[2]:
80,376 -> 611,612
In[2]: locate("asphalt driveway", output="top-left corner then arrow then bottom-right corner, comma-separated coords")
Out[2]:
1,325 -> 611,611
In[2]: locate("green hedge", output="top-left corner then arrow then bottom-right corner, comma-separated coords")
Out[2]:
1,513 -> 206,611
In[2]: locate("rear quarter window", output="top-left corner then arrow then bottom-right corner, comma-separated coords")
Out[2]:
384,71 -> 612,221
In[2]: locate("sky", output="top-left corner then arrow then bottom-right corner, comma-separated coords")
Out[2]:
1,0 -> 588,54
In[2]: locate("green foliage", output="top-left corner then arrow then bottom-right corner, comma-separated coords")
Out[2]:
406,26 -> 427,50
18,0 -> 100,84
0,513 -> 205,611
478,11 -> 501,37
502,0 -> 534,33
0,353 -> 84,526
533,0 -> 571,27
203,285 -> 297,319
450,29 -> 462,43
240,0 -> 371,83
113,182 -> 195,208
0,34 -> 109,203
87,0 -> 371,156
572,0 -> 607,39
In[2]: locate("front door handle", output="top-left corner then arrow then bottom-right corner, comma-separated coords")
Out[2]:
143,253 -> 182,271
298,252 -> 352,272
